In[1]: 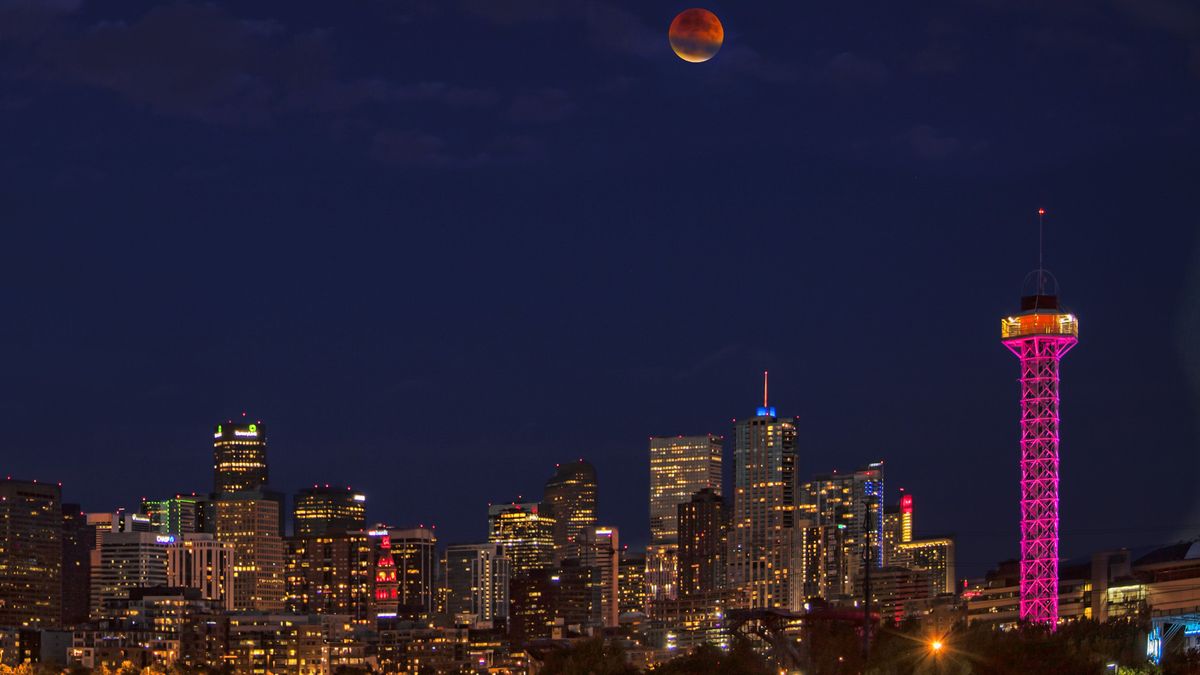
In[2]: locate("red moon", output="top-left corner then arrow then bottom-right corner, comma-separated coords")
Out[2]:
669,8 -> 723,63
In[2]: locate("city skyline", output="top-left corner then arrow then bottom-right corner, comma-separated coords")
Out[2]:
2,1 -> 1197,670
1,0 -> 1196,592
3,330 -> 1195,583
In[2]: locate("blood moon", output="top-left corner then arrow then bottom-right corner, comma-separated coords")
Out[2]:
668,8 -> 723,63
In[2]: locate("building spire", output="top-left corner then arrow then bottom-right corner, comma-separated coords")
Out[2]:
763,370 -> 769,407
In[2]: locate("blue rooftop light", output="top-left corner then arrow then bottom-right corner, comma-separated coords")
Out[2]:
756,406 -> 777,417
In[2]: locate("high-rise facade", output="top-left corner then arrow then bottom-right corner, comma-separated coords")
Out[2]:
167,534 -> 235,610
213,419 -> 268,494
389,527 -> 438,614
62,502 -> 91,626
213,497 -> 285,611
578,526 -> 620,627
369,529 -> 399,618
678,488 -> 725,597
284,531 -> 373,621
799,463 -> 886,599
542,461 -> 597,562
91,531 -> 171,617
883,492 -> 913,565
142,495 -> 201,536
209,415 -> 286,612
86,509 -> 154,556
618,550 -> 647,616
647,434 -> 722,601
445,543 -> 511,628
0,479 -> 62,628
293,486 -> 367,536
728,393 -> 798,610
488,503 -> 556,577
893,538 -> 956,595
509,562 -> 603,641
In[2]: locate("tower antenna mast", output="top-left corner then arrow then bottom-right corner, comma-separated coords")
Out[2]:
1038,207 -> 1046,293
762,371 -> 768,408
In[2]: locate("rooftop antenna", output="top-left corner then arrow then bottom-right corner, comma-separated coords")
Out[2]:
762,370 -> 769,407
1037,207 -> 1046,294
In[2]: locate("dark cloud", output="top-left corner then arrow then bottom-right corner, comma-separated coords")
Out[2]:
370,130 -> 455,167
1018,25 -> 1141,81
910,39 -> 963,76
0,0 -> 80,44
508,88 -> 574,123
459,0 -> 563,25
311,79 -> 498,115
0,0 -> 79,7
461,0 -> 658,58
900,124 -> 988,160
825,51 -> 889,86
370,129 -> 544,168
6,2 -> 497,126
714,44 -> 796,83
43,4 -> 352,124
1112,0 -> 1200,38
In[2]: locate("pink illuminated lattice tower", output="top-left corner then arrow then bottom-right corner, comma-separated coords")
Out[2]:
1001,282 -> 1078,627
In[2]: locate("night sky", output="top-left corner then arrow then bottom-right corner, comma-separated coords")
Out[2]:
2,0 -> 1198,578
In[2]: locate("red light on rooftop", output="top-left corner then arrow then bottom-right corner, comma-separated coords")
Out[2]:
1038,208 -> 1045,216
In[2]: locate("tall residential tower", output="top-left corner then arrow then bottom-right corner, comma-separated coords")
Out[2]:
728,375 -> 798,609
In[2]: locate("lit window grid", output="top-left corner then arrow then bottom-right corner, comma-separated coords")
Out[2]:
649,435 -> 722,547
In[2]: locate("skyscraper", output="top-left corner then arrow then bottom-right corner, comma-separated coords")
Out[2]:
647,434 -> 722,601
1001,249 -> 1078,626
213,496 -> 285,611
293,486 -> 367,536
618,550 -> 647,616
284,531 -> 373,621
800,463 -> 886,599
213,418 -> 268,494
62,502 -> 91,626
369,529 -> 399,618
0,479 -> 62,629
578,526 -> 620,628
678,488 -> 726,597
445,543 -> 511,628
882,492 -> 913,565
90,531 -> 171,617
728,377 -> 798,610
488,503 -> 556,577
892,538 -> 956,595
542,461 -> 597,562
141,495 -> 201,535
389,527 -> 438,614
167,534 -> 236,610
209,416 -> 286,612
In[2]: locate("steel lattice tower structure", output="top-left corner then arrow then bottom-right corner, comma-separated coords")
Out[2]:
1000,210 -> 1078,626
